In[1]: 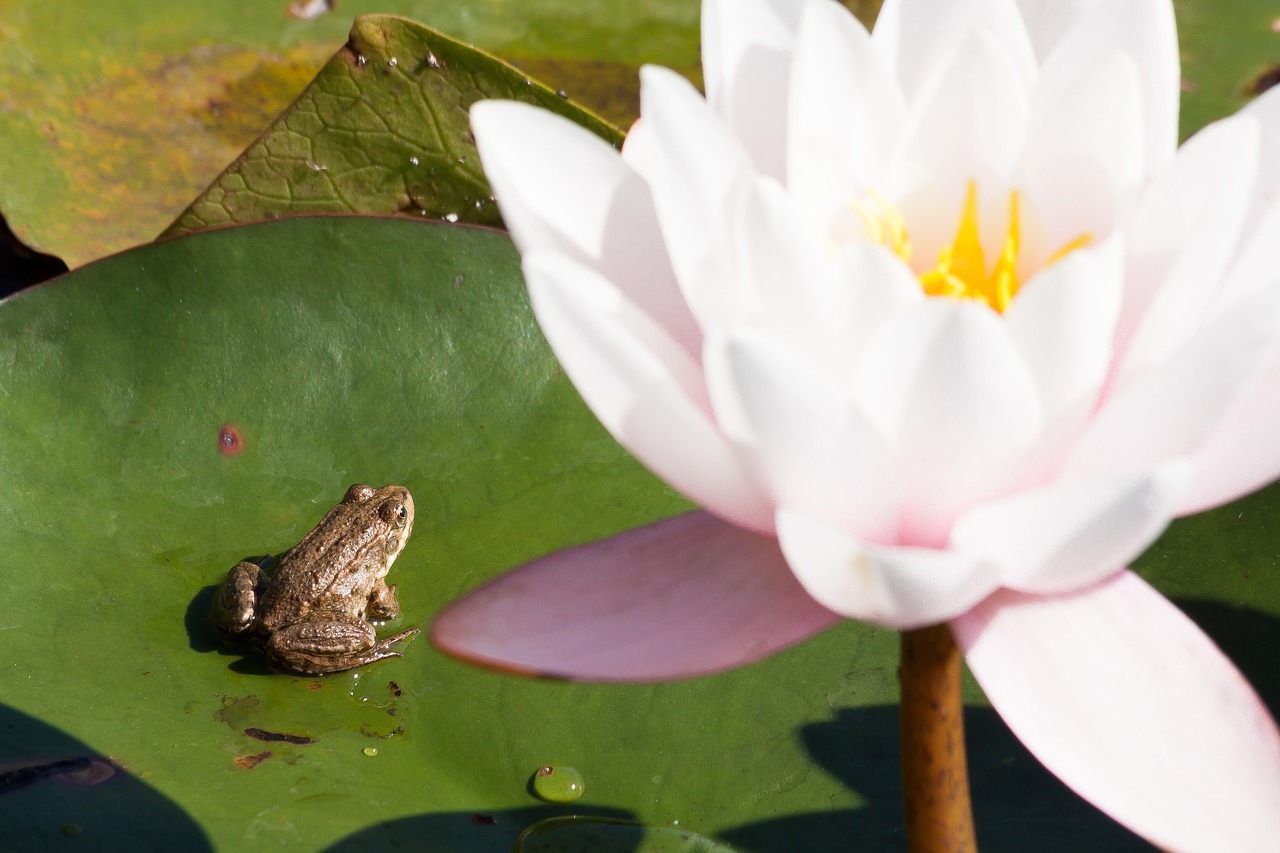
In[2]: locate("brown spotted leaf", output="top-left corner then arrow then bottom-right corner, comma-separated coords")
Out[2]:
163,16 -> 624,238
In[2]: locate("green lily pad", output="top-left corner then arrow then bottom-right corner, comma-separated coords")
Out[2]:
0,215 -> 1276,852
163,16 -> 623,241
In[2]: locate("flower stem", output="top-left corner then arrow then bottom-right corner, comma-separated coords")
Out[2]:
899,624 -> 977,853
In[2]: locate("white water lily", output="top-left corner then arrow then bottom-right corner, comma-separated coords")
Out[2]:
434,0 -> 1280,849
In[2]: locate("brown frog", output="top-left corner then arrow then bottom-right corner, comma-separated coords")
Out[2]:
212,484 -> 418,674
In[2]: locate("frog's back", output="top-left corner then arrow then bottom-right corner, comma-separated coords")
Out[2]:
256,503 -> 386,631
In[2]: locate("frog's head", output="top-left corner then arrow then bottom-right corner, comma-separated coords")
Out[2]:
345,483 -> 415,575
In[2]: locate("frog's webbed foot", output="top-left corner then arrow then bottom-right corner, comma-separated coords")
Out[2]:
212,561 -> 267,640
366,581 -> 401,621
266,613 -> 419,675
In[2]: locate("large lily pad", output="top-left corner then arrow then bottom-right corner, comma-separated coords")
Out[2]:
0,215 -> 1276,851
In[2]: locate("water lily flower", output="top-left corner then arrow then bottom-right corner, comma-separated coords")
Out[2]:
434,0 -> 1280,848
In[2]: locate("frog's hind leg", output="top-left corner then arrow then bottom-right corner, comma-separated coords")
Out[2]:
212,561 -> 267,639
266,614 -> 420,675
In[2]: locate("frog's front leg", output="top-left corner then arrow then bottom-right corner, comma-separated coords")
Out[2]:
212,561 -> 267,639
366,579 -> 401,621
266,613 -> 419,675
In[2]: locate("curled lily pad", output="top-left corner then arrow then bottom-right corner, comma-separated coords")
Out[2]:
163,16 -> 624,239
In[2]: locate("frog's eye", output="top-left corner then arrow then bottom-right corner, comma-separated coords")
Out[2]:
381,500 -> 409,529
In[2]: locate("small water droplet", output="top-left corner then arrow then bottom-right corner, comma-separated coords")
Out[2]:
531,765 -> 584,803
409,156 -> 419,166
427,52 -> 442,68
556,89 -> 568,99
456,156 -> 467,165
363,747 -> 378,757
444,212 -> 460,223
356,54 -> 367,67
473,199 -> 484,210
388,57 -> 398,67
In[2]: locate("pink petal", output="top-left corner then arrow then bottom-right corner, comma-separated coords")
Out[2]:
471,101 -> 701,356
701,0 -> 804,179
953,571 -> 1280,852
949,462 -> 1189,594
430,511 -> 841,681
523,251 -> 774,533
776,509 -> 1002,629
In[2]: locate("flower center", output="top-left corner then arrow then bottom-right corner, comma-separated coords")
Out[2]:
855,181 -> 1090,313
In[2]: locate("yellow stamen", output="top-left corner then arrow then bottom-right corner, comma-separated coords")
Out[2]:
856,181 -> 1092,313
853,191 -> 912,261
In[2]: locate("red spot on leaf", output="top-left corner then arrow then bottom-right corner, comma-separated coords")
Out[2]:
218,423 -> 245,456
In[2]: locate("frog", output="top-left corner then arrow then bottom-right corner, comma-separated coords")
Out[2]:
211,484 -> 418,675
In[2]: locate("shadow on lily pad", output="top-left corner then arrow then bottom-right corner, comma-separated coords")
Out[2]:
0,703 -> 211,850
184,583 -> 276,676
724,598 -> 1280,853
720,705 -> 1153,853
326,805 -> 635,852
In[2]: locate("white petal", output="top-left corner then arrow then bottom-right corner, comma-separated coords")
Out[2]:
777,508 -> 1000,629
872,0 -> 1036,102
827,242 -> 925,377
704,330 -> 899,542
1180,324 -> 1280,514
701,0 -> 804,179
1217,196 -> 1280,311
787,0 -> 905,225
950,462 -> 1189,594
1217,87 -> 1280,309
1240,83 -> 1280,235
638,65 -> 754,333
523,251 -> 773,532
954,572 -> 1280,853
1013,0 -> 1103,61
1004,237 -> 1122,430
1063,280 -> 1280,483
730,176 -> 829,357
1116,114 -> 1260,380
1033,0 -> 1179,173
728,176 -> 921,374
1021,52 -> 1144,253
472,101 -> 701,355
855,300 -> 1042,545
892,32 -> 1029,260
